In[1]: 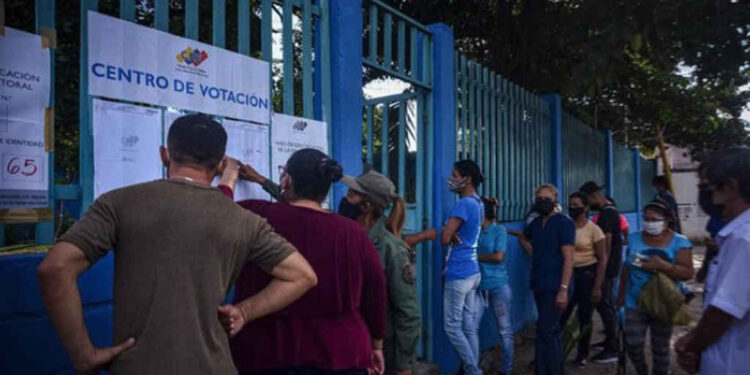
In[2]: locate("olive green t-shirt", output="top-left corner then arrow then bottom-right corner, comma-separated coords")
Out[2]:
60,179 -> 296,375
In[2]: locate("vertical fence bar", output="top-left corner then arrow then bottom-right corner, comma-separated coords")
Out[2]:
120,0 -> 135,21
397,20 -> 405,73
382,102 -> 390,176
367,104 -> 374,163
501,78 -> 509,219
186,0 -> 199,39
154,0 -> 169,31
368,3 -> 377,62
212,0 -> 225,46
262,0 -> 272,91
460,55 -> 467,160
490,73 -> 497,199
398,100 -> 406,195
35,0 -> 55,244
383,12 -> 392,68
302,0 -> 313,118
410,28 -> 417,79
80,0 -> 98,212
474,62 -> 481,163
283,0 -> 294,114
238,0 -> 250,55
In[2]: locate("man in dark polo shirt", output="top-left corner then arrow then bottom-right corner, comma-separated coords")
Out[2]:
579,181 -> 621,364
37,114 -> 317,375
523,183 -> 575,375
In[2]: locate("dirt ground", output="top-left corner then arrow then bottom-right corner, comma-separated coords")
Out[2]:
477,246 -> 707,375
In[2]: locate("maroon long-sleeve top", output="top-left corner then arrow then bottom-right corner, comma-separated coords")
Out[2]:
223,193 -> 386,373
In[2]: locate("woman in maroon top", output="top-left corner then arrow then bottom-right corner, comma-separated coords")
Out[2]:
218,149 -> 387,375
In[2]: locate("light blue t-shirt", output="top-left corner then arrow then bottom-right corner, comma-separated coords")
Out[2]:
445,195 -> 483,281
625,232 -> 692,308
478,223 -> 508,290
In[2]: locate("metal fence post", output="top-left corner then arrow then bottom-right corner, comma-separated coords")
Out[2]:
328,0 -> 363,209
605,130 -> 615,198
427,22 -> 458,372
542,94 -> 563,191
633,147 -> 643,230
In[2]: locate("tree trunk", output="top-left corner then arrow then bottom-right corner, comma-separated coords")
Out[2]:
656,128 -> 675,195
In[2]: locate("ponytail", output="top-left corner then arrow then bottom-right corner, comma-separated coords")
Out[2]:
385,196 -> 407,238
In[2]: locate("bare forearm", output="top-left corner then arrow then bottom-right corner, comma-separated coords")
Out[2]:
39,269 -> 94,363
687,307 -> 734,353
237,277 -> 313,322
660,263 -> 693,281
560,252 -> 573,287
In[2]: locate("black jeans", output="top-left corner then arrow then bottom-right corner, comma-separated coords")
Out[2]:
561,264 -> 597,359
595,276 -> 618,352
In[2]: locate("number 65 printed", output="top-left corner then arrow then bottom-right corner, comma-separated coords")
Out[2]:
2,154 -> 44,182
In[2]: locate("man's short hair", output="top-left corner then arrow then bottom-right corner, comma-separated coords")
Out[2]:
703,146 -> 750,201
167,114 -> 227,170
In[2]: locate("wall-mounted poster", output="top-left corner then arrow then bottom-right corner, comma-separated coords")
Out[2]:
93,99 -> 163,198
219,119 -> 270,201
88,11 -> 270,124
0,27 -> 52,209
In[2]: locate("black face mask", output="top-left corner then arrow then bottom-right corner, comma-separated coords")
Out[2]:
533,197 -> 556,216
698,188 -> 724,217
338,198 -> 363,220
568,206 -> 586,218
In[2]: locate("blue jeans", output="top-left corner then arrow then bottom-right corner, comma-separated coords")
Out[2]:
444,273 -> 482,375
534,292 -> 563,375
477,284 -> 514,374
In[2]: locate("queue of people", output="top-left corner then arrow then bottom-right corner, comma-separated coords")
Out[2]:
35,113 -> 750,375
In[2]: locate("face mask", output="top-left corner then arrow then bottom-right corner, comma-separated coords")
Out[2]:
568,207 -> 585,218
533,197 -> 556,216
447,178 -> 466,192
643,220 -> 665,235
698,188 -> 724,217
338,197 -> 363,220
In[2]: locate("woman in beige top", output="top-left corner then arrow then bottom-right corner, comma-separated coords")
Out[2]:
560,191 -> 607,367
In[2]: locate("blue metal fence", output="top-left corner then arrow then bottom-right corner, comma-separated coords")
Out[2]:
613,143 -> 637,212
640,157 -> 658,204
562,112 -> 606,203
455,54 -> 552,221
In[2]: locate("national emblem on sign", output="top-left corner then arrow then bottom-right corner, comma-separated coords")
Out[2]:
176,47 -> 209,67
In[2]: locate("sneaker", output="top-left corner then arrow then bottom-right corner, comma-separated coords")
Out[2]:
572,358 -> 587,368
592,350 -> 618,364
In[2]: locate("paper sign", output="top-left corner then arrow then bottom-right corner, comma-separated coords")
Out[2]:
271,113 -> 328,183
217,119 -> 270,201
88,11 -> 270,124
93,99 -> 163,198
0,27 -> 51,209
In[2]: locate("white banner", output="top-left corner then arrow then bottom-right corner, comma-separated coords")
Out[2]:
271,113 -> 328,183
0,27 -> 51,209
93,99 -> 163,198
88,11 -> 270,124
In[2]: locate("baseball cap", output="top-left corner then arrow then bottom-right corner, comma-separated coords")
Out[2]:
579,181 -> 606,196
342,170 -> 398,209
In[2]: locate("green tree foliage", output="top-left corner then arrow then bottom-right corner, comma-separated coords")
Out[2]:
386,0 -> 750,158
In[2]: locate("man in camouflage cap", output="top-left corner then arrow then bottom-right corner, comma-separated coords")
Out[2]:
339,170 -> 422,375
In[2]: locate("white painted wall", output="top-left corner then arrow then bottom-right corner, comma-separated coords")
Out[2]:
672,171 -> 710,240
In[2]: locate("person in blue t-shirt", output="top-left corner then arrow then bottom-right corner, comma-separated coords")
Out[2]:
616,200 -> 694,375
476,197 -> 513,375
441,160 -> 485,375
522,184 -> 575,375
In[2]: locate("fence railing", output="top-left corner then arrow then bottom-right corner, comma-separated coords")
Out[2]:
640,157 -> 658,204
562,112 -> 607,203
614,143 -> 637,212
455,54 -> 552,221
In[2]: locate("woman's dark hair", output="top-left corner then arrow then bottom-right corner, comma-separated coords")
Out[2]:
454,159 -> 484,187
482,197 -> 499,220
703,146 -> 750,201
569,191 -> 590,206
286,148 -> 343,202
644,198 -> 676,230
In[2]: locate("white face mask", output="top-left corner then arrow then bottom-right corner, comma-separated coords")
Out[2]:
643,220 -> 665,235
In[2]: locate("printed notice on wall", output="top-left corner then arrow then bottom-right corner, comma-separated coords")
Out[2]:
217,119 -> 270,201
0,28 -> 52,209
93,99 -> 163,198
88,11 -> 270,124
271,113 -> 328,183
